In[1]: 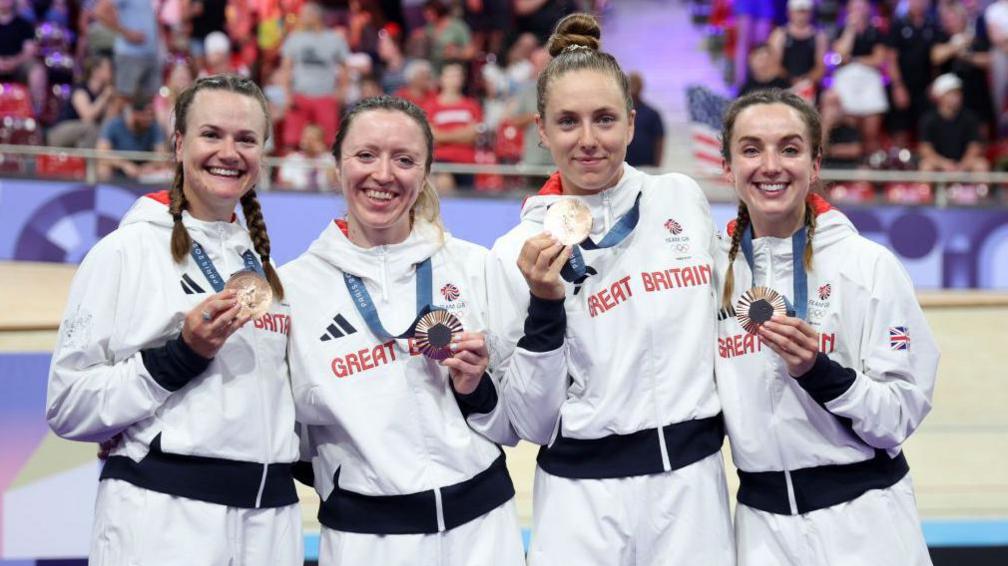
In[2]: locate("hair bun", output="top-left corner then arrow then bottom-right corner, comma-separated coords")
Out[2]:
546,13 -> 601,57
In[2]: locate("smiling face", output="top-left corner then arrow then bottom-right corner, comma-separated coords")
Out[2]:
537,69 -> 635,195
337,109 -> 429,246
724,103 -> 820,238
175,89 -> 267,221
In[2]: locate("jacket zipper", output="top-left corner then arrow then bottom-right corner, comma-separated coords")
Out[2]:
602,189 -> 612,233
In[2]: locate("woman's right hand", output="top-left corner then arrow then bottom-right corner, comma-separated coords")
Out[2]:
517,232 -> 572,301
181,289 -> 250,359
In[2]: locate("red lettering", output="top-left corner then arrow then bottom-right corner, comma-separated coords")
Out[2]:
331,357 -> 348,378
670,268 -> 683,287
732,334 -> 742,357
681,266 -> 696,287
598,288 -> 614,310
820,333 -> 835,353
718,337 -> 727,358
698,264 -> 712,285
359,347 -> 374,371
610,281 -> 626,303
345,353 -> 361,375
655,271 -> 670,290
372,343 -> 388,366
588,295 -> 603,318
386,341 -> 399,361
642,272 -> 655,292
615,276 -> 632,299
254,317 -> 264,329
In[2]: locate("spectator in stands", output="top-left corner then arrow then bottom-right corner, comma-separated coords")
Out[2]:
0,0 -> 38,83
95,0 -> 162,104
919,73 -> 989,172
347,0 -> 385,61
395,58 -> 436,106
732,0 -> 776,90
625,71 -> 665,167
887,0 -> 940,148
933,0 -> 995,139
513,0 -> 578,45
200,30 -> 248,77
423,61 -> 482,191
96,95 -> 169,181
185,0 -> 227,68
987,0 -> 1008,131
507,45 -> 551,167
47,55 -> 115,148
738,42 -> 792,95
78,0 -> 117,59
768,0 -> 826,96
377,24 -> 410,94
154,59 -> 194,134
420,0 -> 475,71
278,123 -> 338,190
280,1 -> 349,150
820,88 -> 864,168
831,0 -> 888,154
464,0 -> 511,55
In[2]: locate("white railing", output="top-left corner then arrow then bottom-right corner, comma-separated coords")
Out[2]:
2,143 -> 1006,206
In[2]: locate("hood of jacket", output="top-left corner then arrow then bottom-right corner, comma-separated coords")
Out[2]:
119,190 -> 251,243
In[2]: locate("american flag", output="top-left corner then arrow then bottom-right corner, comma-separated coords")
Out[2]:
889,326 -> 910,351
686,85 -> 730,176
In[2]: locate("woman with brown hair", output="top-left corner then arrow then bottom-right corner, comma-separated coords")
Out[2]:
486,13 -> 735,566
282,95 -> 524,565
716,88 -> 938,565
47,75 -> 302,565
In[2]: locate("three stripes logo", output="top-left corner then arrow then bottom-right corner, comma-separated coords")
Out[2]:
180,274 -> 206,294
320,314 -> 358,342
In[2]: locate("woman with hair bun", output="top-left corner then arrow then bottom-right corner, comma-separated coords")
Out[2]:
716,89 -> 937,565
487,13 -> 735,566
46,75 -> 302,565
281,95 -> 525,566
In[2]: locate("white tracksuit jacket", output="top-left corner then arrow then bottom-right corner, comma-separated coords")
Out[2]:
281,219 -> 524,564
715,197 -> 938,565
487,165 -> 735,565
46,191 -> 301,565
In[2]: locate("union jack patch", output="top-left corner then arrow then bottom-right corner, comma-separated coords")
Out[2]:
889,326 -> 910,351
440,283 -> 460,302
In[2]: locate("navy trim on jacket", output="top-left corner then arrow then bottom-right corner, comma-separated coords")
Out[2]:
736,449 -> 910,515
797,352 -> 857,405
517,295 -> 566,352
318,453 -> 515,534
141,334 -> 212,392
536,414 -> 725,479
453,372 -> 498,417
100,433 -> 298,509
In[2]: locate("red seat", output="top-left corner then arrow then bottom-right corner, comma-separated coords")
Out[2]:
35,153 -> 87,179
0,83 -> 33,119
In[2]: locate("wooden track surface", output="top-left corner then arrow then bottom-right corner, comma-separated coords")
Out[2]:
3,260 -> 1006,529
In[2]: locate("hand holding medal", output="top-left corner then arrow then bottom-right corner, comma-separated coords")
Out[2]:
182,288 -> 250,358
440,330 -> 491,395
224,270 -> 273,319
756,315 -> 821,378
543,197 -> 593,246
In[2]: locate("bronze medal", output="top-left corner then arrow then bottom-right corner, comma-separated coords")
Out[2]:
543,197 -> 593,246
224,270 -> 273,320
735,286 -> 786,334
414,309 -> 463,360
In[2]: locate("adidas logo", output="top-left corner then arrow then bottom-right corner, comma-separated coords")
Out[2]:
180,274 -> 206,294
320,314 -> 358,341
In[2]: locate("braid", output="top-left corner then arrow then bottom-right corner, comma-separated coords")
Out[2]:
803,201 -> 816,271
240,190 -> 285,300
722,202 -> 750,311
169,164 -> 192,263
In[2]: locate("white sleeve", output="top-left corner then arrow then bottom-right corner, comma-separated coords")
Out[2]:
45,240 -> 174,442
485,241 -> 568,446
797,252 -> 939,449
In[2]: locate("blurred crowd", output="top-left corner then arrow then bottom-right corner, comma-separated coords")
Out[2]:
0,0 -> 614,191
706,0 -> 1008,204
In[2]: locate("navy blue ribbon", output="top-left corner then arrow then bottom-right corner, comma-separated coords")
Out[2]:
560,192 -> 643,282
190,242 -> 263,293
343,257 -> 434,341
739,225 -> 808,321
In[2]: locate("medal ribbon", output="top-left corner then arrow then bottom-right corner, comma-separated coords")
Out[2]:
190,241 -> 264,292
560,192 -> 643,282
342,257 -> 435,340
739,225 -> 808,320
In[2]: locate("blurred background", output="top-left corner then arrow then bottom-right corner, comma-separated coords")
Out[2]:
1,0 -> 1007,564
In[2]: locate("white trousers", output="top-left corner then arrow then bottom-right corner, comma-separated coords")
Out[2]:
527,451 -> 736,566
319,499 -> 525,566
90,479 -> 303,566
735,474 -> 932,566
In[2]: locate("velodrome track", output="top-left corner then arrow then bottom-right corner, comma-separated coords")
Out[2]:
2,260 -> 1006,563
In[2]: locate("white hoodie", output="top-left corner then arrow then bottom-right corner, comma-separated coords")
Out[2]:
715,197 -> 939,474
46,192 -> 298,467
281,219 -> 516,502
487,164 -> 723,455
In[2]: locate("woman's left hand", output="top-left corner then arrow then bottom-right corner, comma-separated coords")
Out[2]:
442,331 -> 489,395
757,315 -> 820,377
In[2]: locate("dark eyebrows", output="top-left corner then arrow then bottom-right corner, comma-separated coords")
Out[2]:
735,133 -> 807,145
198,123 -> 260,139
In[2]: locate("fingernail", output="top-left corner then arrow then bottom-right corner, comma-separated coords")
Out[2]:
450,343 -> 459,352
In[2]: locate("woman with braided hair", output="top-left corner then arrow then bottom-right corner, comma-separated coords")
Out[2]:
46,75 -> 302,565
715,88 -> 938,565
486,13 -> 734,566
